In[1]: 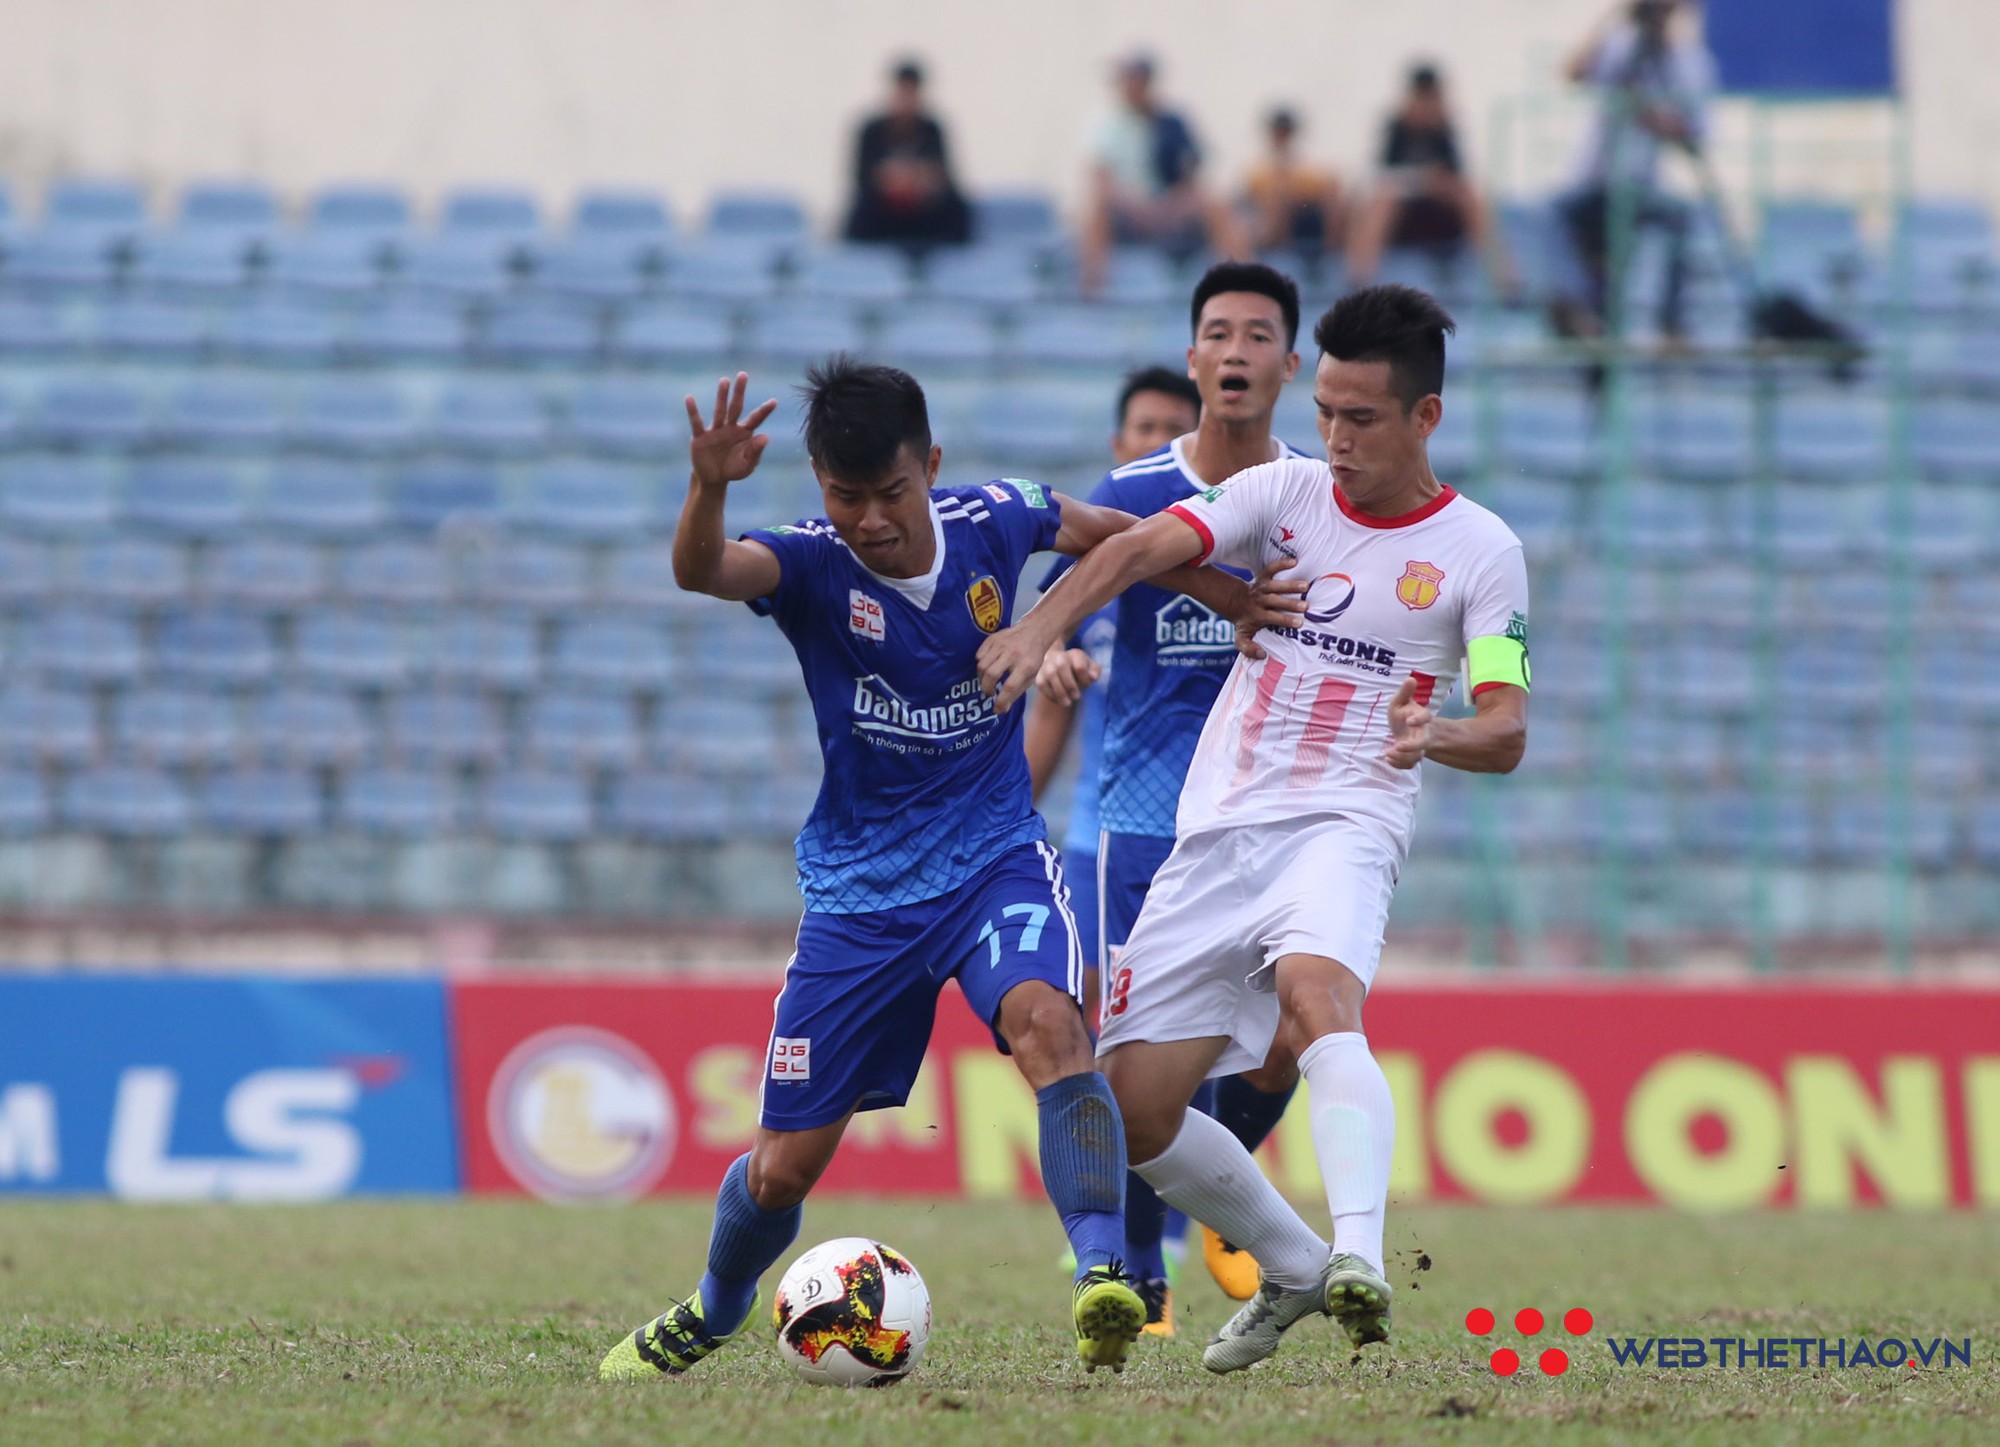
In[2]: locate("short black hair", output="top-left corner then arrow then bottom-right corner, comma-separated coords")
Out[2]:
892,58 -> 924,86
799,354 -> 932,483
1313,284 -> 1455,411
1116,366 -> 1201,427
1409,63 -> 1440,91
1267,106 -> 1298,134
1189,260 -> 1301,349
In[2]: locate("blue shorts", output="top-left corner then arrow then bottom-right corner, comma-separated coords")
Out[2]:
1098,830 -> 1176,957
761,840 -> 1084,1131
1062,846 -> 1101,973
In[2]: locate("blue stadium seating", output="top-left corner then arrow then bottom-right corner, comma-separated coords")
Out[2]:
295,379 -> 421,455
0,299 -> 80,353
574,189 -> 673,242
395,235 -> 516,297
924,246 -> 1044,307
338,539 -> 452,607
115,686 -> 240,765
470,541 -> 590,610
670,242 -> 780,304
876,304 -> 1002,371
24,609 -> 144,683
793,245 -> 913,304
340,767 -> 456,836
482,769 -> 593,841
257,461 -> 387,537
130,231 -> 254,293
426,612 -> 540,690
217,300 -> 342,363
433,381 -> 552,456
246,688 -> 370,765
1006,305 -> 1133,370
515,461 -> 656,537
163,377 -> 285,449
1,233 -> 117,291
0,687 -> 99,765
551,615 -> 673,690
523,691 -> 642,768
480,300 -> 601,364
345,299 -> 467,361
32,379 -> 150,449
972,192 -> 1063,252
441,187 -> 542,240
655,695 -> 777,774
178,181 -> 281,241
386,690 -> 505,764
562,387 -> 685,461
2,460 -> 118,533
612,302 -> 734,365
0,772 -> 53,835
528,240 -> 651,303
63,766 -> 192,836
292,611 -> 412,687
267,233 -> 385,295
745,301 -> 866,368
308,184 -> 413,240
71,536 -> 188,606
0,537 -> 56,604
44,179 -> 149,245
154,608 -> 276,685
389,463 -> 501,529
600,544 -> 682,608
202,769 -> 323,835
127,461 -> 249,535
206,538 -> 324,608
607,772 -> 730,842
707,192 -> 809,247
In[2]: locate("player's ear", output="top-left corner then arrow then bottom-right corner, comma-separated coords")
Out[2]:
924,443 -> 942,487
1283,350 -> 1301,383
1185,345 -> 1196,381
1412,394 -> 1443,439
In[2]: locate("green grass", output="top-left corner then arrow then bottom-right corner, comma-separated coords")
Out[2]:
1,1200 -> 1994,1446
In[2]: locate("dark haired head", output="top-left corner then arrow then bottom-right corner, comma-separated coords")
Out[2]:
892,58 -> 924,87
1116,365 -> 1201,426
1267,106 -> 1298,136
799,354 -> 933,483
1190,260 -> 1301,349
1312,284 -> 1455,411
1408,63 -> 1440,91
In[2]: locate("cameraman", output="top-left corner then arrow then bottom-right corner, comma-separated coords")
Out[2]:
1554,0 -> 1716,342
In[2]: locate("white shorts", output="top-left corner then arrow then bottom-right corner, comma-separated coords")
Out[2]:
1094,814 -> 1400,1079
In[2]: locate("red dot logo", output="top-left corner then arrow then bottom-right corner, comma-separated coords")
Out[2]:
1470,1303 -> 1593,1375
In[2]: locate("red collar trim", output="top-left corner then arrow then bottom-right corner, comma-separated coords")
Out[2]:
1334,482 -> 1457,529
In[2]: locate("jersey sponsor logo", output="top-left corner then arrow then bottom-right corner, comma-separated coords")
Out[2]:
1198,485 -> 1224,503
966,574 -> 1005,633
1153,596 -> 1234,658
1000,478 -> 1048,509
1268,623 -> 1400,675
1397,560 -> 1447,610
1506,610 -> 1529,645
1268,523 -> 1300,555
848,589 -> 886,642
770,1037 -> 811,1082
983,483 -> 1013,504
1303,572 -> 1357,623
850,674 -> 997,745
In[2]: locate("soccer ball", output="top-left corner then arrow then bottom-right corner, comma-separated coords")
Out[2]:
771,1237 -> 931,1387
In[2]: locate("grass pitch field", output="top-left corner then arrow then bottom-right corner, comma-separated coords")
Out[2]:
1,1200 -> 1993,1447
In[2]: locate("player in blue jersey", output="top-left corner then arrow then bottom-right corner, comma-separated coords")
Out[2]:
599,359 -> 1290,1383
1023,366 -> 1202,1026
1036,262 -> 1316,1329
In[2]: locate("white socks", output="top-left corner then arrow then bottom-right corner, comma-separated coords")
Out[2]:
1133,1105 -> 1328,1290
1297,1031 -> 1394,1275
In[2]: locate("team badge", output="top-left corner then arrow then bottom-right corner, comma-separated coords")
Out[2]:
966,575 -> 1005,632
1396,560 -> 1446,611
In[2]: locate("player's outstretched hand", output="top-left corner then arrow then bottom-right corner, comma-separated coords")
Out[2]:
1236,556 -> 1308,660
1035,646 -> 1100,707
687,372 -> 779,489
978,622 -> 1054,714
1382,677 -> 1436,770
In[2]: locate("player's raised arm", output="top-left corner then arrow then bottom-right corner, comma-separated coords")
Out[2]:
671,372 -> 785,602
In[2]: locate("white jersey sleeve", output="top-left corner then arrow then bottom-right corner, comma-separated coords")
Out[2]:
1164,461 -> 1294,571
1461,543 -> 1529,645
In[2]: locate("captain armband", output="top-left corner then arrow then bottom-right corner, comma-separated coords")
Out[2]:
1466,633 -> 1530,696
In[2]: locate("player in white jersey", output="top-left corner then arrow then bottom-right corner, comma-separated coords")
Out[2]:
977,285 -> 1530,1371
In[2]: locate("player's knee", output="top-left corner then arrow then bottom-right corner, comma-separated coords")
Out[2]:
745,1148 -> 819,1210
1122,1107 -> 1180,1167
1000,986 -> 1090,1074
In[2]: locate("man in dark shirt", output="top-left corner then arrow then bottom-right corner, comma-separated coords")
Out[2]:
844,59 -> 971,251
1344,64 -> 1499,288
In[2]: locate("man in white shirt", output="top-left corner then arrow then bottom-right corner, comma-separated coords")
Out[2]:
978,284 -> 1530,1372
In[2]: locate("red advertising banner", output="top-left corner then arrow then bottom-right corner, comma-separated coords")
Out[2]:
450,980 -> 2000,1209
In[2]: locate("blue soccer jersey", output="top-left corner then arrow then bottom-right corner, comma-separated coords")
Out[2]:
1061,607 -> 1116,858
745,481 -> 1062,913
1086,434 -> 1313,839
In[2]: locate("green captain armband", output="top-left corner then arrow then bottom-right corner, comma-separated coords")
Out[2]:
1466,632 -> 1530,695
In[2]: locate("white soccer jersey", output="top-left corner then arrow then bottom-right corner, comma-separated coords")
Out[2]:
1164,459 -> 1527,851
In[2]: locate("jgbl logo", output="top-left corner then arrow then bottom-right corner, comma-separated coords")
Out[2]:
0,1069 -> 368,1200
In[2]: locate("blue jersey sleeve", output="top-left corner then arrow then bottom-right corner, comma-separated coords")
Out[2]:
981,478 -> 1062,562
740,519 -> 840,624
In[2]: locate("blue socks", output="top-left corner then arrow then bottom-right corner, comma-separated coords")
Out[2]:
1123,1170 -> 1168,1282
1036,1072 -> 1127,1279
697,1154 -> 801,1334
1216,1073 -> 1299,1155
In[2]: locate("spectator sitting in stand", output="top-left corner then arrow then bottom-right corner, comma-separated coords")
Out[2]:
1080,53 -> 1247,293
1345,63 -> 1506,290
843,58 -> 971,251
1242,107 -> 1346,263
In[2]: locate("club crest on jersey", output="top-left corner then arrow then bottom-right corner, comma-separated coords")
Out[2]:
1396,560 -> 1446,611
966,574 -> 1005,633
848,589 -> 886,642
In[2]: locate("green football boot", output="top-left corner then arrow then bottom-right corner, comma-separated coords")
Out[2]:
1072,1264 -> 1147,1373
598,1288 -> 759,1381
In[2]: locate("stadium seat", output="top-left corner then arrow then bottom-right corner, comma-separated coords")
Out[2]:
1097,248 -> 1178,307
668,243 -> 780,304
433,381 -> 553,456
678,618 -> 791,691
923,245 -> 1045,307
44,178 -> 149,245
385,690 -> 506,764
178,180 -> 282,239
1774,393 -> 1889,481
1632,388 -> 1753,479
292,611 -> 413,687
527,239 -> 651,302
216,300 -> 343,363
600,543 -> 683,608
1858,487 -> 1992,567
551,615 -> 674,690
388,463 -> 501,530
1,460 -> 118,533
441,187 -> 542,241
22,609 -> 143,684
1681,792 -> 1818,865
522,691 -> 642,768
114,686 -> 241,765
307,183 -> 414,240
467,540 -> 590,610
707,192 -> 809,246
0,687 -> 99,765
206,538 -> 325,609
1005,305 -> 1135,370
344,299 -> 468,362
94,299 -> 211,356
0,299 -> 81,354
874,304 -> 1002,372
792,244 -> 914,304
1478,479 -> 1575,559
294,379 -> 422,455
611,302 -> 735,365
482,769 -> 594,841
257,461 -> 387,537
654,694 -> 778,774
574,189 -> 673,241
970,385 -> 1100,469
1664,640 -> 1758,715
0,536 -> 55,604
126,461 -> 249,536
1912,401 -> 2000,484
1496,388 -> 1596,476
162,377 -> 284,450
129,231 -> 255,293
31,379 -> 151,450
154,609 -> 276,685
0,771 -> 53,834
266,232 -> 387,296
425,611 -> 541,690
395,235 -> 517,298
63,766 -> 192,837
563,385 -> 686,461
244,687 -> 371,765
972,191 -> 1064,252
741,772 -> 822,838
1824,797 -> 1956,870
0,232 -> 117,291
70,536 -> 188,606
200,768 -> 323,835
512,463 -> 652,535
607,772 -> 731,842
337,539 -> 453,607
745,301 -> 867,369
339,767 -> 457,836
479,299 -> 602,364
